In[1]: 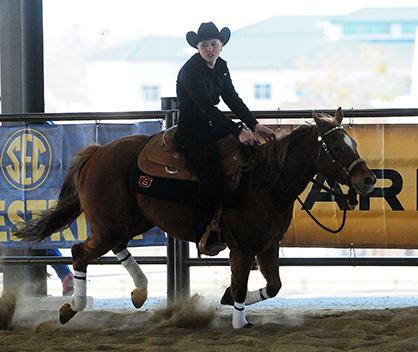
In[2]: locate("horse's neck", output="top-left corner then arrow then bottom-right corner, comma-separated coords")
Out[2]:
284,126 -> 319,193
266,126 -> 319,205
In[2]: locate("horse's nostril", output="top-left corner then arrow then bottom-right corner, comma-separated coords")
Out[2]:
364,175 -> 376,186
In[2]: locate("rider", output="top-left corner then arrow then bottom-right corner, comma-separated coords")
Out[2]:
174,22 -> 274,255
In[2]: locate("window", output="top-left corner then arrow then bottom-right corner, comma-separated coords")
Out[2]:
142,86 -> 159,101
343,23 -> 391,35
254,84 -> 271,99
402,23 -> 418,34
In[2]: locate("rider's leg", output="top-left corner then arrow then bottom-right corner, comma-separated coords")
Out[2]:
181,133 -> 225,253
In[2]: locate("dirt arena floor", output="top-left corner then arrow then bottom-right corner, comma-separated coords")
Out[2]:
2,292 -> 418,352
2,248 -> 418,351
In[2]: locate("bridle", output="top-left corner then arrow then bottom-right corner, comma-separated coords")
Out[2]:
297,125 -> 366,234
317,125 -> 366,178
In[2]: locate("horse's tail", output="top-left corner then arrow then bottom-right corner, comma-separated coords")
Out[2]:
13,144 -> 102,243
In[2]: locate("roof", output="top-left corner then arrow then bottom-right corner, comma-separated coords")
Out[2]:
223,16 -> 329,69
90,15 -> 330,69
89,8 -> 418,70
89,37 -> 192,62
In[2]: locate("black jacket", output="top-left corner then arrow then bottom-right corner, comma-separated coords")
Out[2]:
176,53 -> 258,144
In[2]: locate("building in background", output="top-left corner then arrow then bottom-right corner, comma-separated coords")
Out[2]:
64,7 -> 418,112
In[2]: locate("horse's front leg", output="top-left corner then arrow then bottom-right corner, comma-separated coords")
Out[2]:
221,245 -> 280,308
113,246 -> 148,309
229,248 -> 256,329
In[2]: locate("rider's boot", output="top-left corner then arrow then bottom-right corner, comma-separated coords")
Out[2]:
195,207 -> 226,256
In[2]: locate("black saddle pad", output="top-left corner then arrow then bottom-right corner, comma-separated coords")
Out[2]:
131,165 -> 199,204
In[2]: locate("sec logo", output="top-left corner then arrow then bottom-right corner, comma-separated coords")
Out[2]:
1,129 -> 52,191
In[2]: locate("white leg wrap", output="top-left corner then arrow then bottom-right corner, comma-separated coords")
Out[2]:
71,270 -> 87,312
245,287 -> 271,306
233,302 -> 248,329
116,249 -> 148,291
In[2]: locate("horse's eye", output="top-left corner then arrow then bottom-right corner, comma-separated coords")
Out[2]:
332,146 -> 342,153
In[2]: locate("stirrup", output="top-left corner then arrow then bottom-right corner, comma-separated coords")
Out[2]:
198,208 -> 226,256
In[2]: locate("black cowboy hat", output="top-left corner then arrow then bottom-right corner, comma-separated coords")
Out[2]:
186,22 -> 231,48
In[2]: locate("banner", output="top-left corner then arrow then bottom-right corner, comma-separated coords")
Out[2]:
0,122 -> 166,249
280,123 -> 418,249
2,121 -> 416,250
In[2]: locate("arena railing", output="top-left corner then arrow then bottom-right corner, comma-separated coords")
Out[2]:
2,107 -> 418,302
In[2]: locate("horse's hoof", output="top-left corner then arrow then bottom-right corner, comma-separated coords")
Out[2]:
220,287 -> 234,306
59,303 -> 77,324
244,323 -> 253,329
131,288 -> 147,309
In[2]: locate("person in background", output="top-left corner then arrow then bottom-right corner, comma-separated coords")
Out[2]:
174,22 -> 275,255
47,248 -> 74,296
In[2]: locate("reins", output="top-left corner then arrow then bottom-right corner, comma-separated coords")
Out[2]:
297,196 -> 348,234
296,180 -> 354,234
296,124 -> 363,234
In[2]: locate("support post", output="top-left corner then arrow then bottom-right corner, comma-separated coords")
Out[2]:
21,0 -> 45,114
0,0 -> 47,296
161,97 -> 190,304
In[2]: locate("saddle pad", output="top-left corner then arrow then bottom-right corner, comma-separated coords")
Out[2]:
138,127 -> 242,191
131,166 -> 199,204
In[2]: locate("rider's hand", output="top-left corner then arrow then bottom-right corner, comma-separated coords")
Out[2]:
254,124 -> 275,142
238,129 -> 256,145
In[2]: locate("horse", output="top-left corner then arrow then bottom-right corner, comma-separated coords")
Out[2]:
13,108 -> 376,328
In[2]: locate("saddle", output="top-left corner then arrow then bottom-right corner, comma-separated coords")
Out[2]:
138,127 -> 242,191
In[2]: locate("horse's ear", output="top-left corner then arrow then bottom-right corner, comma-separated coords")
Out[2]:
312,111 -> 324,128
335,107 -> 343,125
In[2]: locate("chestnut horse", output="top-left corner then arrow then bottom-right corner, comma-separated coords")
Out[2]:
14,108 -> 376,328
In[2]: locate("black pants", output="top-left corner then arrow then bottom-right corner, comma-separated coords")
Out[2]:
175,130 -> 224,242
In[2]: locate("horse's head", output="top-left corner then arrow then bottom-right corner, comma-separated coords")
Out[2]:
313,107 -> 376,196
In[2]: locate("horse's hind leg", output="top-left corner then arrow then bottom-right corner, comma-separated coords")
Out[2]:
254,244 -> 282,301
59,238 -> 112,324
113,245 -> 148,309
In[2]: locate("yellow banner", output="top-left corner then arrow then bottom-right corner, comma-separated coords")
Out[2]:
279,123 -> 418,249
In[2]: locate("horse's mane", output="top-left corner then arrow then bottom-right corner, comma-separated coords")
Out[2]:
241,123 -> 317,184
316,113 -> 336,124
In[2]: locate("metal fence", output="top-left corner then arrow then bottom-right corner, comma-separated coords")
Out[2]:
2,107 -> 418,302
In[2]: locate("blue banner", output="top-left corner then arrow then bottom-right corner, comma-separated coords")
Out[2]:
0,122 -> 166,249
